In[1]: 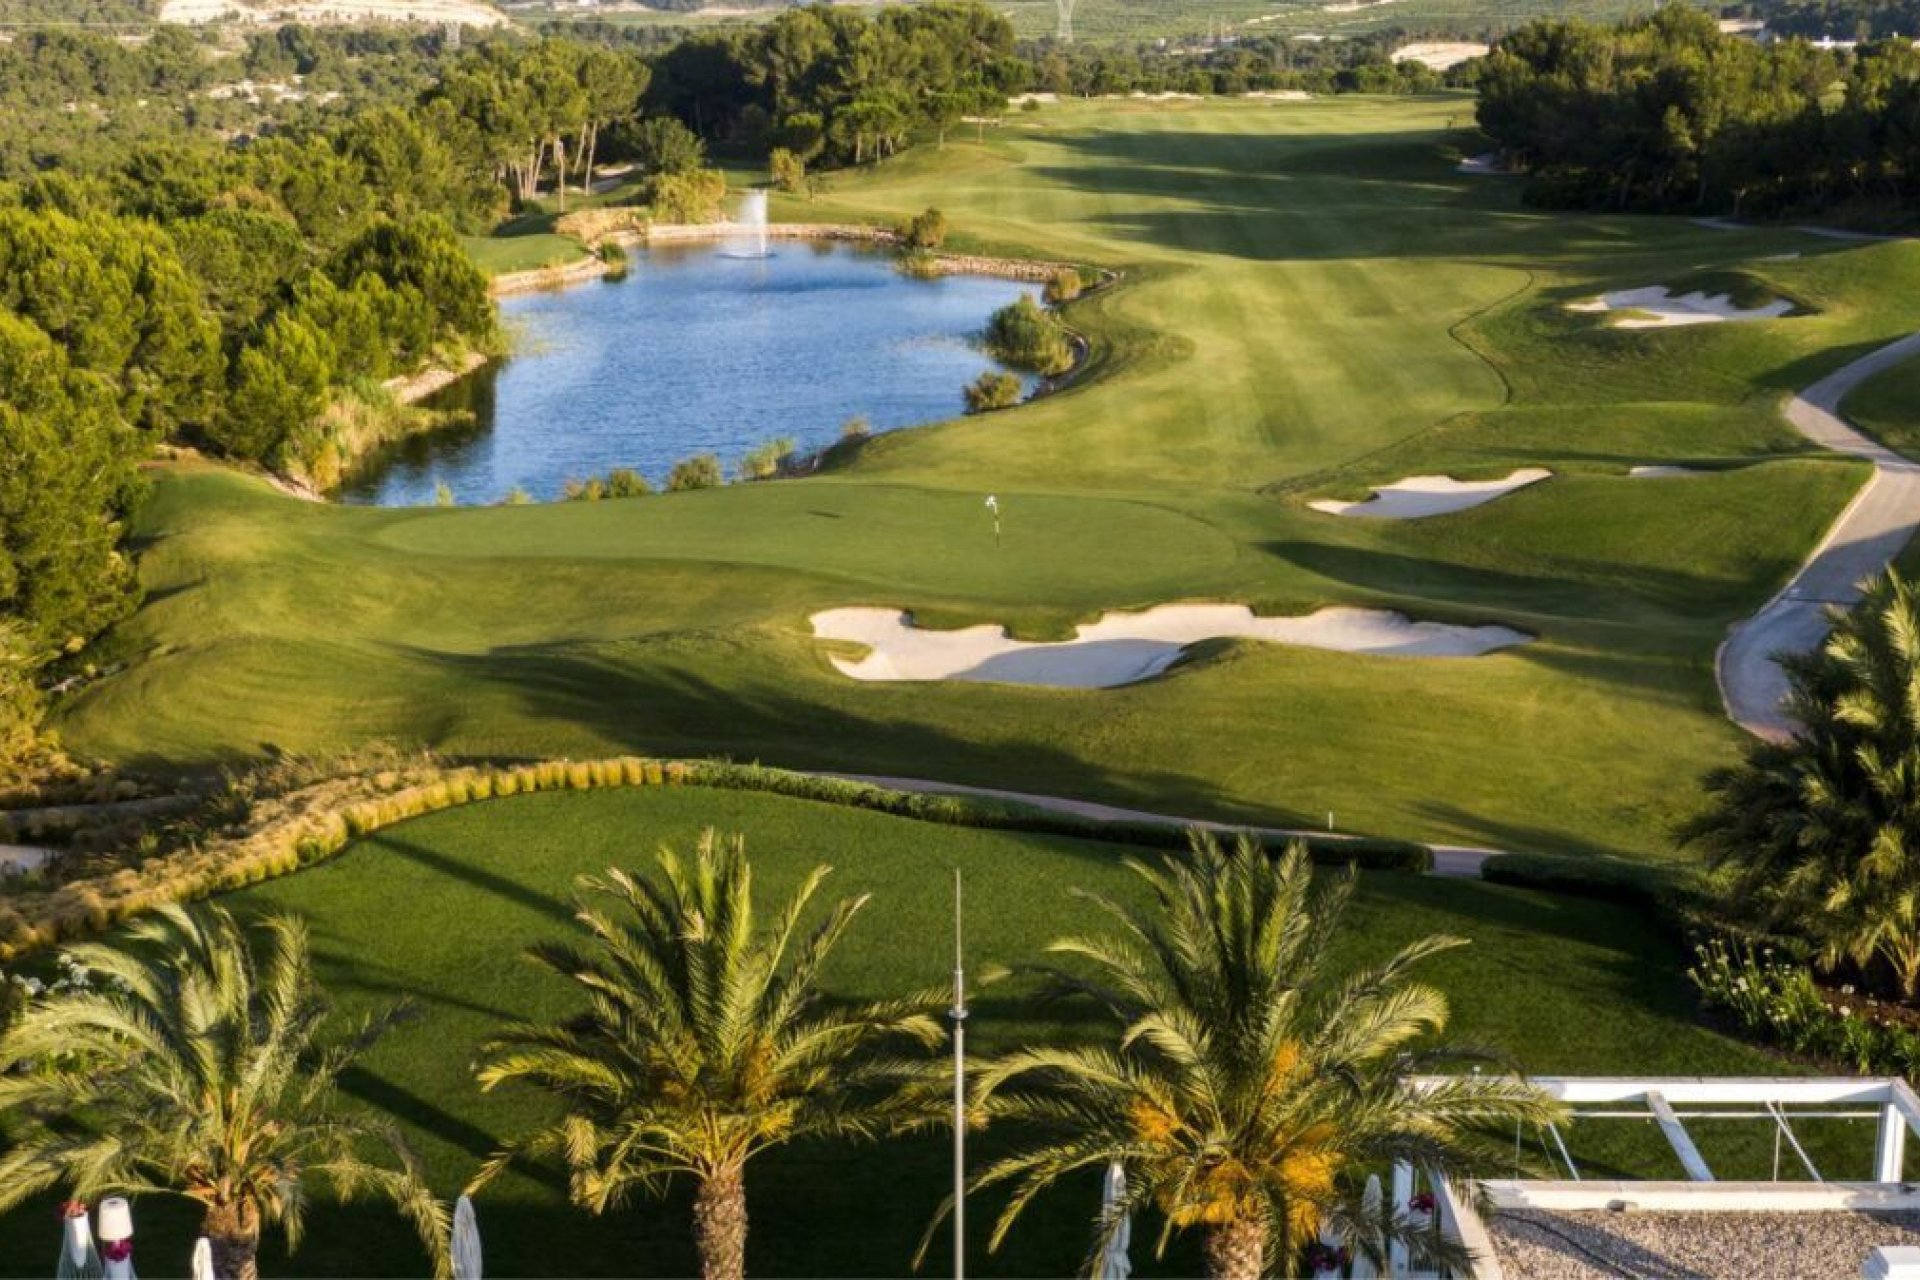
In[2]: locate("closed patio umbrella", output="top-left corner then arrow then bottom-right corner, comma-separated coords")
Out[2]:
56,1204 -> 101,1280
452,1194 -> 483,1280
188,1240 -> 213,1280
1349,1175 -> 1384,1280
1095,1161 -> 1131,1280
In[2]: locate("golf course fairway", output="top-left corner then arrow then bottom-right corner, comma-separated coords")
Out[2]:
63,94 -> 1920,860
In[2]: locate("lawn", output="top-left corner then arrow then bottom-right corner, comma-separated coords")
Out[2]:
59,96 -> 1920,860
460,231 -> 590,277
0,786 -> 1808,1278
1846,351 -> 1920,457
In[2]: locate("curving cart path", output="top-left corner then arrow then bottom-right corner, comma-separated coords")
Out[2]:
1719,331 -> 1920,739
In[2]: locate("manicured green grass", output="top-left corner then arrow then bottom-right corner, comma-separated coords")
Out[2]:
1846,352 -> 1920,458
62,97 -> 1920,860
460,232 -> 590,277
0,786 -> 1800,1278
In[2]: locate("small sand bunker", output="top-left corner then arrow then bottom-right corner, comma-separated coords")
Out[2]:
812,605 -> 1530,688
1457,152 -> 1511,176
1309,468 -> 1550,519
1569,286 -> 1794,329
1629,464 -> 1701,478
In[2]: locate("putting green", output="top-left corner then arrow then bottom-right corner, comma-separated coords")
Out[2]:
59,96 -> 1920,859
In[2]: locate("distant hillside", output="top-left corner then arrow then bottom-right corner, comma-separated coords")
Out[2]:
527,0 -> 1719,44
157,0 -> 505,26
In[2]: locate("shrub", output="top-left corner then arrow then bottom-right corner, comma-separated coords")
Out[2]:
1690,937 -> 1920,1078
841,415 -> 871,441
896,206 -> 948,251
627,116 -> 707,176
895,250 -> 942,279
666,453 -> 723,491
649,169 -> 728,224
769,147 -> 806,194
1479,851 -> 1691,911
738,437 -> 797,481
984,294 -> 1075,376
564,475 -> 607,502
597,240 -> 628,266
1043,268 -> 1084,305
433,482 -> 455,507
964,370 -> 1023,413
606,467 -> 651,498
503,487 -> 532,505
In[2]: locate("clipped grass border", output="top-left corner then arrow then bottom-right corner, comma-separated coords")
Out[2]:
0,756 -> 1430,960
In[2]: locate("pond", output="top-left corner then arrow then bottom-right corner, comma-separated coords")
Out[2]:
342,241 -> 1039,506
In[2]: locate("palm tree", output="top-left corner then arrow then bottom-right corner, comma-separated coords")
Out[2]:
1687,570 -> 1920,998
961,834 -> 1562,1280
0,904 -> 450,1280
472,829 -> 943,1280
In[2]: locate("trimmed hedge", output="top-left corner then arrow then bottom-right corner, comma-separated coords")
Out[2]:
686,763 -> 1433,872
1479,850 -> 1696,910
0,756 -> 1432,959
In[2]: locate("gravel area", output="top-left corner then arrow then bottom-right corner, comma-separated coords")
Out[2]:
1489,1209 -> 1920,1279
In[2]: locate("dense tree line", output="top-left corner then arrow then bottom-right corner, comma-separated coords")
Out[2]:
1723,0 -> 1920,40
1479,7 -> 1920,216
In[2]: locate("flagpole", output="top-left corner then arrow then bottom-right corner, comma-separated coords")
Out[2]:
951,867 -> 967,1280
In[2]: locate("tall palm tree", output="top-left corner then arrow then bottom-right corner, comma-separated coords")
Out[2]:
961,834 -> 1562,1280
0,904 -> 450,1280
1687,570 -> 1920,997
472,829 -> 943,1280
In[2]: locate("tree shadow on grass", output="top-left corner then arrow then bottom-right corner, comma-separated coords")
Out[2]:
405,642 -> 1275,834
1259,538 -> 1751,625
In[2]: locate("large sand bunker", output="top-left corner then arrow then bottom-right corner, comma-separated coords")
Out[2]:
1569,286 -> 1794,329
812,604 -> 1531,688
1309,468 -> 1550,519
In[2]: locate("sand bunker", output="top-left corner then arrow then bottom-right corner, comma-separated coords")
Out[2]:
1569,287 -> 1794,329
812,605 -> 1530,688
1458,152 -> 1512,176
1629,464 -> 1701,478
1309,468 -> 1550,519
1393,42 -> 1490,70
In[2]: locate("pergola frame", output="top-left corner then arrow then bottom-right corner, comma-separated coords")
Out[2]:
1412,1077 -> 1920,1280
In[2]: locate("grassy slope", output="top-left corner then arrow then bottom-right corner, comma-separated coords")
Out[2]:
60,97 -> 1920,859
0,786 -> 1806,1278
1847,351 -> 1920,458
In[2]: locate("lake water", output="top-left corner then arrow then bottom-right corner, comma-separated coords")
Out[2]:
343,241 -> 1036,506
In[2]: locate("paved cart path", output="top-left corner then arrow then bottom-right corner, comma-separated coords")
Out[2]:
1719,331 -> 1920,739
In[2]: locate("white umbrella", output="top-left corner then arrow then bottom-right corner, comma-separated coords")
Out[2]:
188,1239 -> 214,1280
57,1206 -> 102,1280
1310,1219 -> 1344,1280
1095,1161 -> 1131,1280
452,1194 -> 483,1280
1349,1174 -> 1383,1280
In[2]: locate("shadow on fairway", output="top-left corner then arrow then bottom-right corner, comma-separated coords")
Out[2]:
409,643 -> 1273,832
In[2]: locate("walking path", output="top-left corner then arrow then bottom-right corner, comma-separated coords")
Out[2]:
827,773 -> 1500,878
1718,331 -> 1920,738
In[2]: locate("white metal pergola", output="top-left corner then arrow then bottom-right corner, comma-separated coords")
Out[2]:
1418,1077 -> 1920,1280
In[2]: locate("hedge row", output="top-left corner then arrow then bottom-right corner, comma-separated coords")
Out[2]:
1478,850 -> 1698,912
687,763 -> 1433,872
0,757 -> 1436,959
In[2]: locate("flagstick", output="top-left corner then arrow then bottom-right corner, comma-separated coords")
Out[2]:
951,868 -> 968,1280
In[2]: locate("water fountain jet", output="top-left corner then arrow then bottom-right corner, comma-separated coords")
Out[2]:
732,189 -> 771,260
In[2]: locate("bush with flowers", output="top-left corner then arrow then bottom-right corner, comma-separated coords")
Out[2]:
1689,936 -> 1920,1078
